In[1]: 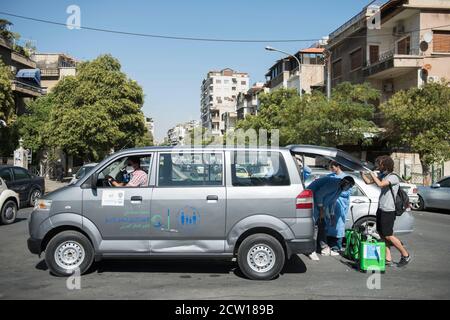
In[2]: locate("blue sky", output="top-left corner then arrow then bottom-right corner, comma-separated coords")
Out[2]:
2,0 -> 371,140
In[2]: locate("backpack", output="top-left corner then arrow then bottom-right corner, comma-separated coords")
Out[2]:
388,174 -> 409,216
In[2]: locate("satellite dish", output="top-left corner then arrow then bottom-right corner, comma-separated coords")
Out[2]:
423,32 -> 433,43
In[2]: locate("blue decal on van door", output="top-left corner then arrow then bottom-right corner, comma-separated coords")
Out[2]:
177,206 -> 201,228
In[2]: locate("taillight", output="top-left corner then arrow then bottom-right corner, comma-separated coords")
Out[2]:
412,188 -> 418,194
296,189 -> 313,209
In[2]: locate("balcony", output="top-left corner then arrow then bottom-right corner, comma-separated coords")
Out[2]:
11,51 -> 36,69
40,68 -> 60,77
11,79 -> 43,97
363,47 -> 423,79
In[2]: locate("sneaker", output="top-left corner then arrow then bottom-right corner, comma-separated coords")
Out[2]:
330,250 -> 340,256
397,255 -> 411,268
308,252 -> 320,261
321,247 -> 331,256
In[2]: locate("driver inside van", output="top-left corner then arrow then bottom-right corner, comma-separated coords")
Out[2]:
108,156 -> 148,187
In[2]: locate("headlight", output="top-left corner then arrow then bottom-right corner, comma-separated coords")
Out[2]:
35,199 -> 52,210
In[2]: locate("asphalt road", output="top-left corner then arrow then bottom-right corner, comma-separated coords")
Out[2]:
1,208 -> 449,300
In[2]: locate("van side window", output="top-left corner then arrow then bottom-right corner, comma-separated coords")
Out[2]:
231,151 -> 290,186
97,155 -> 151,188
158,152 -> 223,187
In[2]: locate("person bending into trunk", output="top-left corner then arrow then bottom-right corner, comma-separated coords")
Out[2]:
360,155 -> 411,267
308,175 -> 355,258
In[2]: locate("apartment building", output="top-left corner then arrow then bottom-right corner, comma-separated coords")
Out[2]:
167,120 -> 200,146
235,82 -> 268,120
0,36 -> 42,116
265,47 -> 325,93
32,53 -> 77,93
200,68 -> 249,135
327,0 -> 450,102
326,0 -> 450,180
145,117 -> 154,138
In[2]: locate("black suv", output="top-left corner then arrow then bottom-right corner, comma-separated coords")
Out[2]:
0,166 -> 45,207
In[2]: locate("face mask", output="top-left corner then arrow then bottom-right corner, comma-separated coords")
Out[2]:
126,166 -> 134,174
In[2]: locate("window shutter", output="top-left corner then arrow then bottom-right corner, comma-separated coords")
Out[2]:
433,31 -> 450,53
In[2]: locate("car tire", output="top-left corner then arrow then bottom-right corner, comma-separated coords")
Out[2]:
237,233 -> 285,280
1,200 -> 18,225
28,188 -> 42,207
413,195 -> 425,211
45,231 -> 94,277
354,216 -> 379,238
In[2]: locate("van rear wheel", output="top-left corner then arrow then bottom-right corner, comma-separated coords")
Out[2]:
237,233 -> 285,280
45,231 -> 94,277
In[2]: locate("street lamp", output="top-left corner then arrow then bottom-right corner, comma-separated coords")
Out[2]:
265,46 -> 302,96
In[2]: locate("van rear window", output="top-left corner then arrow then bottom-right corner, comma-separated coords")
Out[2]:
231,151 -> 290,187
158,152 -> 223,187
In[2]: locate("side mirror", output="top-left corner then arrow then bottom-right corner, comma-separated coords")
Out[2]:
431,183 -> 440,188
91,173 -> 98,189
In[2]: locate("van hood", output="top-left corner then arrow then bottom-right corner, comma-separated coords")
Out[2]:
42,184 -> 75,199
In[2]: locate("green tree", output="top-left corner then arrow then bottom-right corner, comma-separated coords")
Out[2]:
0,59 -> 16,159
236,82 -> 379,147
46,54 -> 148,161
16,95 -> 53,153
380,82 -> 450,184
0,59 -> 14,124
0,19 -> 19,46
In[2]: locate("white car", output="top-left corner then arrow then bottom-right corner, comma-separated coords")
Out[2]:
399,181 -> 419,209
0,177 -> 20,225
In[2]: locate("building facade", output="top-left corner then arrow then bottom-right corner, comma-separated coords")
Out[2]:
326,0 -> 450,182
0,36 -> 42,116
235,82 -> 268,120
167,120 -> 200,146
200,68 -> 249,135
265,47 -> 325,94
145,117 -> 155,138
327,0 -> 450,102
32,53 -> 77,93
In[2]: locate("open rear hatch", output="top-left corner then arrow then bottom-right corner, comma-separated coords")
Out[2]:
288,144 -> 372,186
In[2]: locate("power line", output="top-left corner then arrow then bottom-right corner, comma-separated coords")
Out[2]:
0,11 -> 317,43
0,11 -> 449,44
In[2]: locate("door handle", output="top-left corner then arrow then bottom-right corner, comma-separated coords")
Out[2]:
206,195 -> 218,201
130,196 -> 142,203
352,199 -> 366,204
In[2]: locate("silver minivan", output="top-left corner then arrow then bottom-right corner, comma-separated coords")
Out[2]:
27,145 -> 373,280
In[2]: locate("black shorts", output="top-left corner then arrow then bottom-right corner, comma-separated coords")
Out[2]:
376,209 -> 396,237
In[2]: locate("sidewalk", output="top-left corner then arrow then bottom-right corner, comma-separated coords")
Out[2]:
44,179 -> 68,193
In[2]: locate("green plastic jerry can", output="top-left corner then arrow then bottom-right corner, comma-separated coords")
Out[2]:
359,238 -> 386,272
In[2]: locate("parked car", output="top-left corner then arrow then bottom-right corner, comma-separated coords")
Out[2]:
0,166 -> 45,207
28,145 -> 372,280
0,177 -> 20,225
305,169 -> 415,237
400,180 -> 419,209
416,176 -> 450,211
69,163 -> 98,185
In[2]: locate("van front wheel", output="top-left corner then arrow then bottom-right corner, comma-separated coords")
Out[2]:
237,233 -> 285,280
45,231 -> 94,277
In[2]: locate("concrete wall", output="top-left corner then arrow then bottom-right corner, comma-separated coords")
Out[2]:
287,64 -> 325,93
